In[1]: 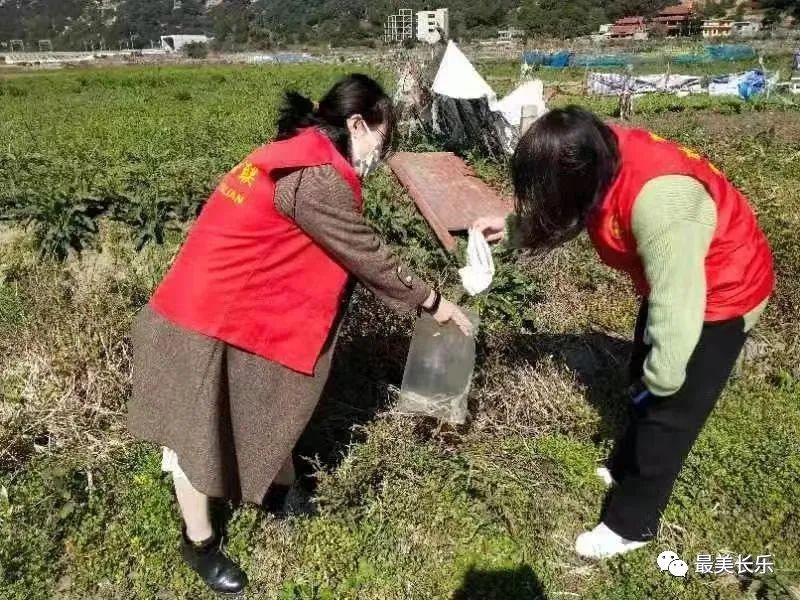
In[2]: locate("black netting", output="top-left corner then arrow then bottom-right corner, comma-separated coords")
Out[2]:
431,94 -> 510,158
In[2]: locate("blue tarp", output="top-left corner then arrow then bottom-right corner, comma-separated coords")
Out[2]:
673,44 -> 756,65
522,51 -> 548,66
522,50 -> 572,68
549,51 -> 571,68
737,70 -> 767,100
709,69 -> 768,100
572,54 -> 631,68
706,44 -> 756,61
522,44 -> 757,70
671,52 -> 707,65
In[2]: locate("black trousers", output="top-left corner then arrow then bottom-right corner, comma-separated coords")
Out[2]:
602,302 -> 748,541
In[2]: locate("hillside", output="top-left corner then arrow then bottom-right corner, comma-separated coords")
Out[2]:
0,0 -> 797,50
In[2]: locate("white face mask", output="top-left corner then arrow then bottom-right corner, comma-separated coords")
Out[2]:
352,122 -> 383,178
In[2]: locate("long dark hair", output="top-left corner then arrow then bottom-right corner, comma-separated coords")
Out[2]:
276,73 -> 396,159
511,106 -> 620,252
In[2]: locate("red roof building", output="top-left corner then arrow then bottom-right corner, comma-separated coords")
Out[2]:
609,16 -> 647,38
651,4 -> 696,36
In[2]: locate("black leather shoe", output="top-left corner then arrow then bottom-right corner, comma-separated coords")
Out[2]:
181,532 -> 247,597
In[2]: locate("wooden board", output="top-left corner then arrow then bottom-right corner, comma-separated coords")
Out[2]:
388,152 -> 513,252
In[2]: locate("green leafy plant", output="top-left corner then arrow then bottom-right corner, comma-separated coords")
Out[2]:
114,198 -> 179,251
183,41 -> 209,60
8,198 -> 110,260
463,248 -> 542,332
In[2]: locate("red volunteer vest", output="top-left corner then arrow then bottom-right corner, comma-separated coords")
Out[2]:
587,125 -> 774,322
149,128 -> 362,375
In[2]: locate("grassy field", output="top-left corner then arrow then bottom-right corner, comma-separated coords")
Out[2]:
1,65 -> 799,599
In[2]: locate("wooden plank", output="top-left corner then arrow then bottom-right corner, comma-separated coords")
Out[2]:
388,152 -> 513,252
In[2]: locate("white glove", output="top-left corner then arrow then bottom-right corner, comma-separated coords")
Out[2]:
459,229 -> 495,296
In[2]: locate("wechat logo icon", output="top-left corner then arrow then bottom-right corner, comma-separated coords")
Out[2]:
658,550 -> 688,578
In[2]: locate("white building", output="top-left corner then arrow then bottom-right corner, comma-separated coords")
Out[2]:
160,34 -> 211,52
498,27 -> 524,41
702,19 -> 733,37
416,9 -> 449,45
702,18 -> 761,38
732,20 -> 762,36
385,9 -> 415,43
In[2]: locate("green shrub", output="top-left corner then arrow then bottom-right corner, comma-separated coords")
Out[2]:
183,41 -> 209,60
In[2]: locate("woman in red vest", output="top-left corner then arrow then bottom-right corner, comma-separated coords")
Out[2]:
475,106 -> 773,560
128,74 -> 472,595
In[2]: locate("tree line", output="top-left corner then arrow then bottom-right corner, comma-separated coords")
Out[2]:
0,0 -> 796,51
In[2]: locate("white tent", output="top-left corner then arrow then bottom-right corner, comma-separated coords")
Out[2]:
430,41 -> 546,154
494,79 -> 547,128
432,41 -> 496,100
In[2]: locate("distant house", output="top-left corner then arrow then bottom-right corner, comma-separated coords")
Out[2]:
591,24 -> 614,42
731,20 -> 762,36
702,19 -> 734,37
609,16 -> 648,39
702,19 -> 761,37
651,4 -> 695,36
498,27 -> 525,41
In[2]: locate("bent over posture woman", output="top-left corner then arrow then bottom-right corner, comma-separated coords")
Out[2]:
476,106 -> 774,560
128,74 -> 472,595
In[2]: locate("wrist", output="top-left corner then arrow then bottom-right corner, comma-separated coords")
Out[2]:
628,379 -> 651,405
421,290 -> 441,314
422,290 -> 435,309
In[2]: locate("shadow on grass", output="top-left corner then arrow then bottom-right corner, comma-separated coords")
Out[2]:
295,290 -> 414,482
489,329 -> 636,441
452,564 -> 548,600
295,289 -> 639,485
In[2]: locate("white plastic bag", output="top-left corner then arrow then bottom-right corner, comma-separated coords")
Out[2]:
396,310 -> 480,425
459,229 -> 495,295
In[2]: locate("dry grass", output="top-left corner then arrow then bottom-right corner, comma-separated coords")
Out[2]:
472,350 -> 598,439
0,227 -> 151,472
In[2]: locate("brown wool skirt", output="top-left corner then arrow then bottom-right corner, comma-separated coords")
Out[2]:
127,305 -> 338,504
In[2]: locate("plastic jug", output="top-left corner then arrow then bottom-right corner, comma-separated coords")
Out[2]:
396,309 -> 479,424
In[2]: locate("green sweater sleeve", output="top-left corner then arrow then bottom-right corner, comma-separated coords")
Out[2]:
631,175 -> 717,397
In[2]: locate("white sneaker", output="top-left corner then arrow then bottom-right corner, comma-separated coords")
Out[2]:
596,467 -> 616,487
575,522 -> 648,559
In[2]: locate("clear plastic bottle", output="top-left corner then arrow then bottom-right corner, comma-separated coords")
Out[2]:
396,309 -> 479,424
